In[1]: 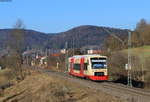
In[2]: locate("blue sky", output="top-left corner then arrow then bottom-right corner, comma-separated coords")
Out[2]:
0,0 -> 150,33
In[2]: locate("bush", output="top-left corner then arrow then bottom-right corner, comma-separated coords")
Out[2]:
108,52 -> 127,80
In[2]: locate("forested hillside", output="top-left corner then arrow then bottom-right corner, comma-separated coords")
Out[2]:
0,25 -> 129,50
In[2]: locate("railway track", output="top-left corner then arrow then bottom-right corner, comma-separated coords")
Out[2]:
101,82 -> 150,102
102,82 -> 150,97
32,66 -> 150,102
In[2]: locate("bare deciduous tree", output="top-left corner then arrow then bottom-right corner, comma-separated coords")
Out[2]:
7,19 -> 25,80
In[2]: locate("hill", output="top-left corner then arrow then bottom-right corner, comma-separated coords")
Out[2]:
0,29 -> 54,49
0,25 -> 129,50
122,45 -> 150,58
50,25 -> 129,49
0,69 -> 125,102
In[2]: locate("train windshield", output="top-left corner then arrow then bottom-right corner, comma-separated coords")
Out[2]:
91,58 -> 107,69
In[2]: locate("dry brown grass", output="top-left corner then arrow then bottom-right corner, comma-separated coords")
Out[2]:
0,69 -> 13,86
0,70 -> 126,102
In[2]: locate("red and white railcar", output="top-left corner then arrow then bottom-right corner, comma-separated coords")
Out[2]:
68,54 -> 108,81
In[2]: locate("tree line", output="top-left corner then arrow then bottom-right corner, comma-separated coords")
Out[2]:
104,19 -> 150,51
132,19 -> 150,47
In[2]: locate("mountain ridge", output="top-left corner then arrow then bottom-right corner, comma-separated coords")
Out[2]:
0,25 -> 129,50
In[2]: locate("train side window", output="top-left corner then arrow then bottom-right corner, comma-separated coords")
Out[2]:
74,64 -> 80,70
84,63 -> 88,70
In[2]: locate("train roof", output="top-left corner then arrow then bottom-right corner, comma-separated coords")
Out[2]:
69,54 -> 107,59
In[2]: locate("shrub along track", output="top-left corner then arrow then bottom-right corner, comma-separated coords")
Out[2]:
33,66 -> 150,102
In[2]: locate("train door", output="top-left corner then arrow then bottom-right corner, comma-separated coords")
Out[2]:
80,58 -> 84,77
70,58 -> 74,73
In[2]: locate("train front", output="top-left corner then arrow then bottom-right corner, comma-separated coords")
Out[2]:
88,56 -> 108,81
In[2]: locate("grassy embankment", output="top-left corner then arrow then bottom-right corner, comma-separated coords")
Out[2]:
110,45 -> 150,88
0,70 -> 125,102
122,45 -> 150,58
0,69 -> 13,86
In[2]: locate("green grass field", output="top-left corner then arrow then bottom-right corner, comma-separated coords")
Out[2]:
120,45 -> 150,71
122,45 -> 150,58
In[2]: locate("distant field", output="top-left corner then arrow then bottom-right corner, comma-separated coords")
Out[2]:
122,45 -> 150,58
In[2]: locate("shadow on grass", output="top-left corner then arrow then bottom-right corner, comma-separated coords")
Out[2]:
112,75 -> 145,88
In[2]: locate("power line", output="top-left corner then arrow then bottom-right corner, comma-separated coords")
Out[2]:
103,28 -> 125,45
